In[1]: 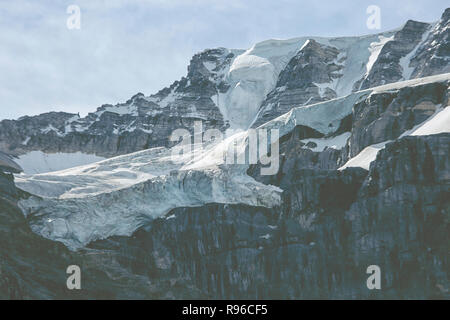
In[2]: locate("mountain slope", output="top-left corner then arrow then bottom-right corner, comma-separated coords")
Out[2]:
1,8 -> 449,300
1,9 -> 449,175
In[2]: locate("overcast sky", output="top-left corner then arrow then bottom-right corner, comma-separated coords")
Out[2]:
0,0 -> 448,120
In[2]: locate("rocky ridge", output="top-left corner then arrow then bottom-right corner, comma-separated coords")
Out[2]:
1,9 -> 449,168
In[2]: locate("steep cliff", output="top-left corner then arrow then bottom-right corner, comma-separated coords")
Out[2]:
1,8 -> 449,300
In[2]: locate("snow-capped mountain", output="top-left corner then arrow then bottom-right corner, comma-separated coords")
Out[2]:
1,8 -> 449,300
1,9 -> 449,174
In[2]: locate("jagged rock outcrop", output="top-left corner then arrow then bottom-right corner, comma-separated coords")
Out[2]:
80,134 -> 448,299
410,8 -> 450,78
253,40 -> 344,127
0,151 -> 22,173
0,166 -> 203,299
255,10 -> 449,127
0,49 -> 233,158
359,20 -> 431,90
248,124 -> 346,186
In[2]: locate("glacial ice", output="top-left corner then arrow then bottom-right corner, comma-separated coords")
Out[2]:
15,70 -> 450,250
16,131 -> 283,249
54,29 -> 406,134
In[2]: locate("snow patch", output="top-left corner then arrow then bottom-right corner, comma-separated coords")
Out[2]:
101,104 -> 138,116
260,90 -> 369,136
22,137 -> 31,145
203,61 -> 216,72
158,91 -> 178,109
301,132 -> 351,152
16,131 -> 282,249
15,151 -> 106,174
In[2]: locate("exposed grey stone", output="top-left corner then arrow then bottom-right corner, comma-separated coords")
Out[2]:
359,20 -> 430,90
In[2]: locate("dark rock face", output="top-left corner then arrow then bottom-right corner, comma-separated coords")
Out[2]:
0,49 -> 233,158
2,11 -> 449,159
348,80 -> 449,157
410,8 -> 450,78
358,9 -> 449,91
253,40 -> 344,128
0,170 -> 80,299
0,169 -> 204,299
0,112 -> 77,156
344,135 -> 450,298
359,20 -> 430,90
82,134 -> 448,299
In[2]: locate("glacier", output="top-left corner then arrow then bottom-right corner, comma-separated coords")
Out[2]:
15,73 -> 450,250
53,31 -> 399,133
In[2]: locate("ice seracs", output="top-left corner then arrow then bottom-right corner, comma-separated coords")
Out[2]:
0,151 -> 22,173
